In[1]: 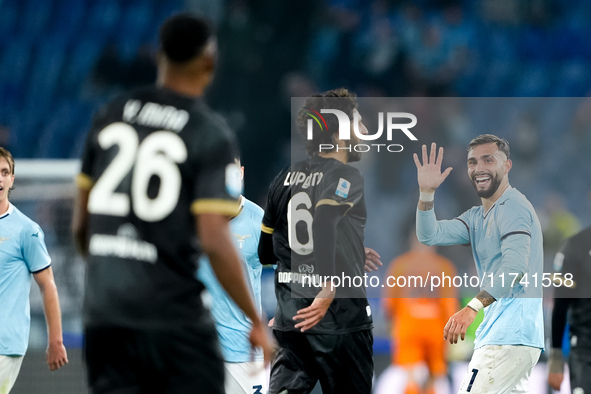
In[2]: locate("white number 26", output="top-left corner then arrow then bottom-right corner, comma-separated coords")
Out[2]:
88,123 -> 187,222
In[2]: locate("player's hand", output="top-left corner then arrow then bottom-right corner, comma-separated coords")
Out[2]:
293,287 -> 335,332
249,320 -> 275,367
443,306 -> 476,344
413,143 -> 453,193
268,317 -> 275,327
46,342 -> 68,371
547,348 -> 565,390
548,373 -> 564,390
364,247 -> 383,272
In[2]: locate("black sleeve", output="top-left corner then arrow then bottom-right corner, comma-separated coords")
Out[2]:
312,204 -> 349,278
551,297 -> 572,348
258,231 -> 277,266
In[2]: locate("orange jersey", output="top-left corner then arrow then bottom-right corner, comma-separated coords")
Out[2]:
382,250 -> 459,375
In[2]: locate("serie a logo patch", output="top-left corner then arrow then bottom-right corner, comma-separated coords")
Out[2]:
335,178 -> 350,198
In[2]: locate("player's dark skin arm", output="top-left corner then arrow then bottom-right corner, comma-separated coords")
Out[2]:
293,204 -> 347,332
197,213 -> 274,362
72,188 -> 90,257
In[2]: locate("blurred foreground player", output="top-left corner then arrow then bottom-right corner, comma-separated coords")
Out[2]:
381,224 -> 458,394
198,156 -> 268,394
72,14 -> 272,394
548,224 -> 591,392
414,136 -> 544,393
259,89 -> 374,394
0,147 -> 68,393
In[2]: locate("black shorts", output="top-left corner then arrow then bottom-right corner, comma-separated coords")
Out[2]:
269,329 -> 373,394
569,347 -> 591,392
85,325 -> 224,394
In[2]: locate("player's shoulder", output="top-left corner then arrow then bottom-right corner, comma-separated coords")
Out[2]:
320,159 -> 363,183
9,205 -> 42,235
242,198 -> 264,220
497,187 -> 533,210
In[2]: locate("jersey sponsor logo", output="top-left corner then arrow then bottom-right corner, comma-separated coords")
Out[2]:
88,224 -> 157,263
283,171 -> 323,189
233,233 -> 251,249
298,264 -> 314,274
31,232 -> 39,237
225,163 -> 242,198
277,271 -> 320,285
335,178 -> 351,198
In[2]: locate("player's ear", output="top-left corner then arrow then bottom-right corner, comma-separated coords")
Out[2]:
505,159 -> 512,174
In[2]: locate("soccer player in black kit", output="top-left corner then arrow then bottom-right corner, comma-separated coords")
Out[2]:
548,225 -> 591,392
72,14 -> 273,394
259,89 -> 374,394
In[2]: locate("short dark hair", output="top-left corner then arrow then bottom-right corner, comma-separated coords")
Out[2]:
467,134 -> 510,159
0,146 -> 14,175
296,88 -> 358,156
159,13 -> 214,63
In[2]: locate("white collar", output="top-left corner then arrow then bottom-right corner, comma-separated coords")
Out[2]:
0,202 -> 15,219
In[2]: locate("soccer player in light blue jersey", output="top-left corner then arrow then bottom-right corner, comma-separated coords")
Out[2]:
198,156 -> 268,394
0,147 -> 68,393
413,135 -> 544,393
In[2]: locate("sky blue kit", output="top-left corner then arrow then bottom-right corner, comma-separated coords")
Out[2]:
198,197 -> 265,362
417,187 -> 544,349
0,204 -> 51,356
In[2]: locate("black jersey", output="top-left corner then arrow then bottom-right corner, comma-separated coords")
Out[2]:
262,156 -> 373,334
554,226 -> 591,346
78,86 -> 241,330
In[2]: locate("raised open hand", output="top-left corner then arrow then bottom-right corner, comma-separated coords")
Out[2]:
413,142 -> 453,193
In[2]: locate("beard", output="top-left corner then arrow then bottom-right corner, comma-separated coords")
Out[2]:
347,149 -> 362,163
472,172 -> 502,199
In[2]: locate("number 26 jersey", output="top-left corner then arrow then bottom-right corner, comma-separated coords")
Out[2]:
78,86 -> 241,330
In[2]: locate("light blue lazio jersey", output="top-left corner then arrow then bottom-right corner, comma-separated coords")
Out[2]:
417,187 -> 544,349
198,197 -> 264,363
0,203 -> 51,356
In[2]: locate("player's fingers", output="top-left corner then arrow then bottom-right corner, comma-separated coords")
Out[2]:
422,144 -> 428,165
429,142 -> 436,164
443,320 -> 451,340
413,153 -> 421,169
365,260 -> 378,271
365,248 -> 381,259
441,167 -> 453,180
436,146 -> 444,167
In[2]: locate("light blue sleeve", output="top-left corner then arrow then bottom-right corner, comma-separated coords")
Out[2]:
416,208 -> 470,246
21,225 -> 51,273
483,200 -> 534,299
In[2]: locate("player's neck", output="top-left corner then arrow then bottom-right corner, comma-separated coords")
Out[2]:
157,69 -> 211,98
481,180 -> 510,212
318,151 -> 348,164
0,199 -> 10,216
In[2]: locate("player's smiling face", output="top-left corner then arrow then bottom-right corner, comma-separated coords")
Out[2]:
0,158 -> 14,204
467,143 -> 510,199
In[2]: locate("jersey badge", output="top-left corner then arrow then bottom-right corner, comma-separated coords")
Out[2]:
335,178 -> 351,198
233,233 -> 251,249
0,236 -> 8,245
